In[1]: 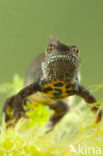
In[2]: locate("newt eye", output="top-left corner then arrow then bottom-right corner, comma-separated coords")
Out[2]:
45,46 -> 51,55
75,48 -> 79,56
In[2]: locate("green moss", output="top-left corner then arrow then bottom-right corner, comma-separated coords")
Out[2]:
0,75 -> 103,156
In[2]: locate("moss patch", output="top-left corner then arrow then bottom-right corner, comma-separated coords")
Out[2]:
0,75 -> 103,156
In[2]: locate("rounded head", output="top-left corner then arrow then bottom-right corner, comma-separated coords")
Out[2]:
41,38 -> 81,82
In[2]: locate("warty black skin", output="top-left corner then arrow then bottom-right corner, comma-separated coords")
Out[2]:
3,38 -> 102,131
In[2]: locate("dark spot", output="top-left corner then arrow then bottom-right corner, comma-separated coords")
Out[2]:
53,92 -> 60,96
43,87 -> 52,93
66,90 -> 73,95
53,82 -> 64,87
53,93 -> 61,97
65,84 -> 70,89
66,90 -> 70,94
54,88 -> 62,94
53,89 -> 62,97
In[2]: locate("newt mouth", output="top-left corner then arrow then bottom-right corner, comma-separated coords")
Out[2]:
42,53 -> 81,66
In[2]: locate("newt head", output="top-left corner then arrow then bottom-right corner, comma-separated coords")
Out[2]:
41,38 -> 81,82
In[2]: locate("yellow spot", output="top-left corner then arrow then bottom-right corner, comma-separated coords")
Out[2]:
12,127 -> 15,132
95,117 -> 100,124
45,50 -> 48,55
67,87 -> 72,90
100,132 -> 103,137
4,123 -> 7,128
91,109 -> 97,114
28,118 -> 32,122
7,106 -> 12,112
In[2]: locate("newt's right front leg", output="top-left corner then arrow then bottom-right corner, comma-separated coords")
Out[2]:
3,82 -> 41,127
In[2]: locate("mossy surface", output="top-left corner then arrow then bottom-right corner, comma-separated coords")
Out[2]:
0,75 -> 103,156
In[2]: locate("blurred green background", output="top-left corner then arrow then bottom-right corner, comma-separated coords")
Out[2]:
0,0 -> 103,99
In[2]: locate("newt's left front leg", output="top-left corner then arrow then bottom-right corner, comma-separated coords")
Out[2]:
74,84 -> 102,123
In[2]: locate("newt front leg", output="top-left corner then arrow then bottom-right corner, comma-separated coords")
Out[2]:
74,84 -> 102,123
4,82 -> 41,127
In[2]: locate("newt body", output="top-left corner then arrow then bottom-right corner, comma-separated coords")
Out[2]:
3,38 -> 102,130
